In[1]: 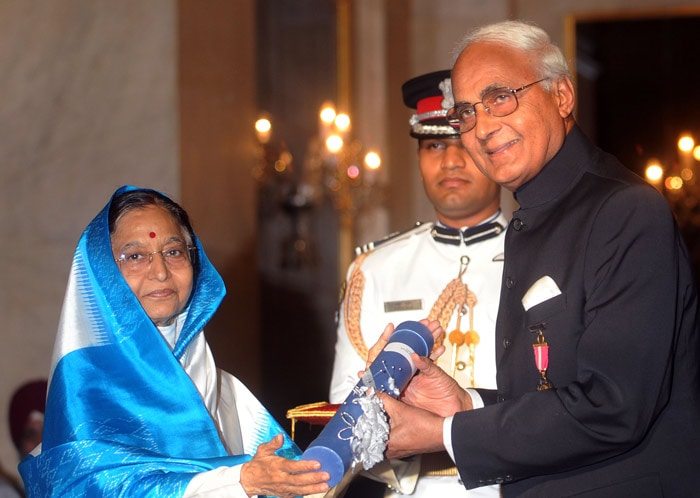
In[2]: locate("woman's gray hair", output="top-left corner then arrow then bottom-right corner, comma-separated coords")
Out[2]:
452,20 -> 572,86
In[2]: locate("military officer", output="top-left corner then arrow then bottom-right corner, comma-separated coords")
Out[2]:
329,70 -> 506,498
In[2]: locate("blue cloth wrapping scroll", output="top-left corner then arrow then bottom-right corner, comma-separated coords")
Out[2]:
19,185 -> 299,497
301,321 -> 434,487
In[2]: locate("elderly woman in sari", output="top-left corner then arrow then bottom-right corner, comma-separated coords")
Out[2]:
19,186 -> 329,498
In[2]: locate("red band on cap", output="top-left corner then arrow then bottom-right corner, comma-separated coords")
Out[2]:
416,96 -> 445,118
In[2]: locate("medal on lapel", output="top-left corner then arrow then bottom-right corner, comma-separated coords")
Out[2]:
530,323 -> 554,390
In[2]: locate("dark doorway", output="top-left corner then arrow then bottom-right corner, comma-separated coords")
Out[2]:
574,12 -> 700,282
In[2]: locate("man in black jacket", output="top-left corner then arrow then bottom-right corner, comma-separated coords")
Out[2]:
378,20 -> 700,497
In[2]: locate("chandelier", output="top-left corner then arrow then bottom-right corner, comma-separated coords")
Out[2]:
254,103 -> 383,270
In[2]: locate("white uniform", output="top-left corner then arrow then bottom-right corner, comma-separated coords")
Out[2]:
330,213 -> 507,498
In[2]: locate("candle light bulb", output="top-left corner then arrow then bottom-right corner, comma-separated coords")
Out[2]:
678,135 -> 694,153
326,135 -> 344,153
255,117 -> 272,144
320,104 -> 336,124
335,113 -> 351,133
364,151 -> 381,170
645,160 -> 663,183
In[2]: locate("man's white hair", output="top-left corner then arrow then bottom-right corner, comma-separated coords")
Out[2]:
452,20 -> 572,87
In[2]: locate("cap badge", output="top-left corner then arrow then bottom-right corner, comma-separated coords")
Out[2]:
439,78 -> 454,110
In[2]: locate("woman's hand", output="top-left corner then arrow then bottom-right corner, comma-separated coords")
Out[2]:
240,434 -> 330,498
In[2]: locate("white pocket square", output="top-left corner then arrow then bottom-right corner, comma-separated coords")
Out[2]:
522,275 -> 562,311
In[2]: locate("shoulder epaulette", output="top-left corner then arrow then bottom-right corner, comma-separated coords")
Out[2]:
354,221 -> 431,256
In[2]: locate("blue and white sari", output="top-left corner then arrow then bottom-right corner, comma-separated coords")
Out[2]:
19,186 -> 298,497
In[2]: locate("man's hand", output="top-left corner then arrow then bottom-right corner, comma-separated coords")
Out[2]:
401,354 -> 473,417
362,319 -> 468,417
379,393 -> 445,460
379,354 -> 473,460
363,319 -> 446,374
240,434 -> 330,498
363,322 -> 395,372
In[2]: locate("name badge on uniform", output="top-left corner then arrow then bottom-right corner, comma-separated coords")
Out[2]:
384,299 -> 423,313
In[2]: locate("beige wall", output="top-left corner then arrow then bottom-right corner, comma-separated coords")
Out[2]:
0,0 -> 178,474
1,0 -> 698,479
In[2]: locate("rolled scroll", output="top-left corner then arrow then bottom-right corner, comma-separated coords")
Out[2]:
301,321 -> 434,487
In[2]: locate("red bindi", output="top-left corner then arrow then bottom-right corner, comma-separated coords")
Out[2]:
149,232 -> 156,238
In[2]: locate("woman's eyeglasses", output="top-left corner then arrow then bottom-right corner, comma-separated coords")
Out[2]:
115,243 -> 196,275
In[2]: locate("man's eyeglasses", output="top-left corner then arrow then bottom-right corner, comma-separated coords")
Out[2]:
115,243 -> 196,275
446,77 -> 550,133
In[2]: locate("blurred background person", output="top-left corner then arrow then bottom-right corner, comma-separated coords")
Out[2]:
1,379 -> 48,498
8,380 -> 47,461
